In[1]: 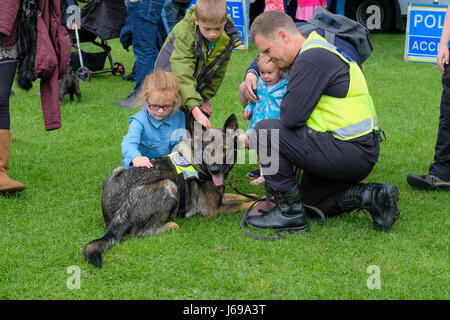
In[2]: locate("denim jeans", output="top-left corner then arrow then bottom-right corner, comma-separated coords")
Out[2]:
128,0 -> 165,93
164,0 -> 189,31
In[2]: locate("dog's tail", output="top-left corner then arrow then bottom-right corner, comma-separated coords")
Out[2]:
83,208 -> 131,268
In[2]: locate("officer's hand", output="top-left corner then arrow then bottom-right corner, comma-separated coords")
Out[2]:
243,72 -> 258,104
437,42 -> 449,74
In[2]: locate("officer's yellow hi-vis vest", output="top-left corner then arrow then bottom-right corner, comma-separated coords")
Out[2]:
301,32 -> 379,141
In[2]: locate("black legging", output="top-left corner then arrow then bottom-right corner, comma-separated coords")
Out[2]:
0,62 -> 17,130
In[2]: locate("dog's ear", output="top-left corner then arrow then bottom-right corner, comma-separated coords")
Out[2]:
223,114 -> 239,132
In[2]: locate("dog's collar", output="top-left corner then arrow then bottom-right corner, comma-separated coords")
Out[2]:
175,140 -> 210,178
168,152 -> 210,181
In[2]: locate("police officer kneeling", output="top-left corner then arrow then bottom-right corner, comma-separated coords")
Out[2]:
246,11 -> 400,233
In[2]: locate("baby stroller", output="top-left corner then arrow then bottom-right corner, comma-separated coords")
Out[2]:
64,0 -> 127,81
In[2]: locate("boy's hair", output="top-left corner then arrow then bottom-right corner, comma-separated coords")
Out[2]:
194,0 -> 228,23
135,70 -> 181,110
250,10 -> 298,41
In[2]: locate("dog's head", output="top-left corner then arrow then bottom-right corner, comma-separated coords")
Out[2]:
178,114 -> 240,186
61,67 -> 78,88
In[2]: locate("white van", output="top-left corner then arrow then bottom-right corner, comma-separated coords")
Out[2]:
343,0 -> 450,32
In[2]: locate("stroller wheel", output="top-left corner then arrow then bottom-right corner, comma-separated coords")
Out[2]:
77,67 -> 91,82
112,62 -> 125,76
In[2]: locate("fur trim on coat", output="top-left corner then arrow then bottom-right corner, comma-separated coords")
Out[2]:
17,0 -> 37,91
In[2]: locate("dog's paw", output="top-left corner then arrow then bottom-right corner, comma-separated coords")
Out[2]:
165,222 -> 179,231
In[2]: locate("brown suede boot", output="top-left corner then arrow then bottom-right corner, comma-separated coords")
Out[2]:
0,129 -> 25,193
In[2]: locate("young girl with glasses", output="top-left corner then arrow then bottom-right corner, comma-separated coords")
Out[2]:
121,70 -> 187,168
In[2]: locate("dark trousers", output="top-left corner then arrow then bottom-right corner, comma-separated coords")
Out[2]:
253,119 -> 378,217
429,64 -> 450,181
0,62 -> 17,130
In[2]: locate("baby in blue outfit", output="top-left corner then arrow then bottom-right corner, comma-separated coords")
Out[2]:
243,56 -> 288,135
241,56 -> 288,184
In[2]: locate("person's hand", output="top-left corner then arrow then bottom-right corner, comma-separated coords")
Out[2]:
242,110 -> 250,120
243,72 -> 258,104
237,133 -> 249,149
192,106 -> 212,129
199,100 -> 212,116
132,156 -> 153,168
437,42 -> 449,74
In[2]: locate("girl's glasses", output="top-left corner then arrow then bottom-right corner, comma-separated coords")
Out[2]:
148,104 -> 174,111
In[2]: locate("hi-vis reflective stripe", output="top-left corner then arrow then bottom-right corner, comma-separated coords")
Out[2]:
332,116 -> 378,139
301,38 -> 353,63
302,38 -> 338,53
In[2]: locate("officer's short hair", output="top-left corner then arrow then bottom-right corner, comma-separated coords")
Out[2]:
251,11 -> 299,41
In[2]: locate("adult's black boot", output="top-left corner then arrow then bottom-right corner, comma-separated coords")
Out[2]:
342,183 -> 400,231
246,184 -> 309,233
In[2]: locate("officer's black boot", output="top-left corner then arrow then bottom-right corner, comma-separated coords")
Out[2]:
342,183 -> 400,231
247,184 -> 309,233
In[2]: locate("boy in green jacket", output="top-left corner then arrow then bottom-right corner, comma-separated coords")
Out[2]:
155,0 -> 242,129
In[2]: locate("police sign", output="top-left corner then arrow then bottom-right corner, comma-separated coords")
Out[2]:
189,0 -> 249,50
405,3 -> 448,64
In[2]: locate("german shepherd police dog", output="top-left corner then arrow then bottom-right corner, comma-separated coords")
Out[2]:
84,115 -> 254,268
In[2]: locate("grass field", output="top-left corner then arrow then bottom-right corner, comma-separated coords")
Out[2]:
0,33 -> 448,300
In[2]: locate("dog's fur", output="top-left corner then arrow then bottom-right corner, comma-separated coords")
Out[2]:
84,114 -> 253,268
58,67 -> 82,103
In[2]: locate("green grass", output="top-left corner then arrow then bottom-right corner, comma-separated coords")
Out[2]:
0,34 -> 448,300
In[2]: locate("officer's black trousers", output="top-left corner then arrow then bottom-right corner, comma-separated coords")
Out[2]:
252,119 -> 379,217
429,64 -> 450,181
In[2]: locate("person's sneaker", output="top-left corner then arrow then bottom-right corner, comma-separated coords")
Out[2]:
407,174 -> 450,191
122,64 -> 136,81
115,91 -> 137,108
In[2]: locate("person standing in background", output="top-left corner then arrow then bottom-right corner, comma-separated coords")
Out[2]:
327,0 -> 346,15
407,5 -> 450,191
164,0 -> 192,32
296,0 -> 327,21
0,0 -> 25,193
265,0 -> 285,12
116,0 -> 165,107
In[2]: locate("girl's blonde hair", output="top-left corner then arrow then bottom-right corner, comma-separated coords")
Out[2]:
134,70 -> 181,110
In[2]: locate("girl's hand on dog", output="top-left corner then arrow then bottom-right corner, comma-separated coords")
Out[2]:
132,156 -> 153,169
